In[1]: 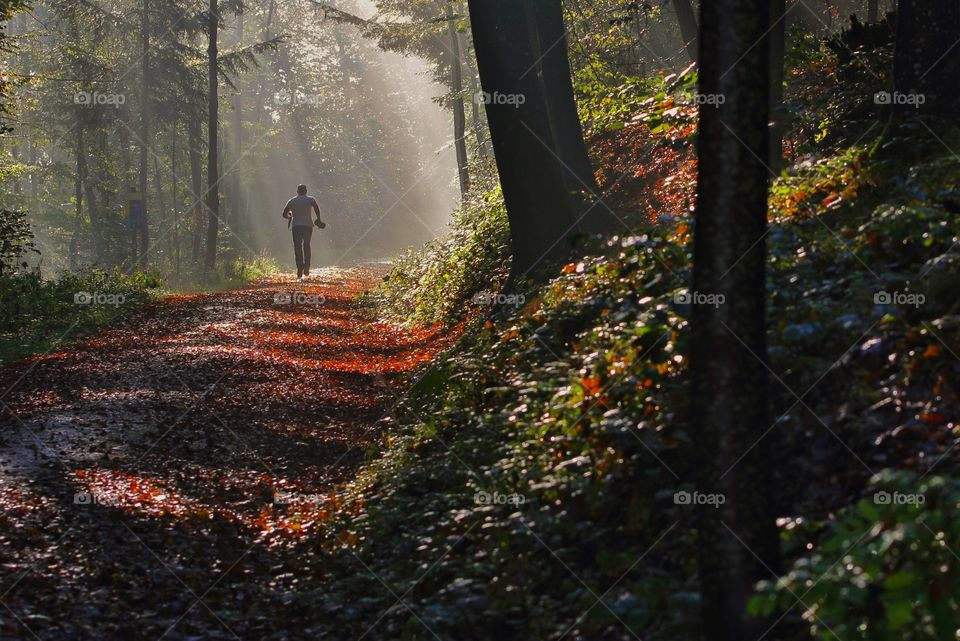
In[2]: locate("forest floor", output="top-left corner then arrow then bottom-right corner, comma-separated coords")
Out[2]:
0,266 -> 454,640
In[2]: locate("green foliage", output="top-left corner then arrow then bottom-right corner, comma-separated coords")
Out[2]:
0,208 -> 37,274
0,268 -> 164,364
375,170 -> 510,325
751,471 -> 960,641
216,250 -> 279,284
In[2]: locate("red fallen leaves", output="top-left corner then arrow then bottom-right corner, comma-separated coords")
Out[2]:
590,111 -> 698,223
1,267 -> 462,542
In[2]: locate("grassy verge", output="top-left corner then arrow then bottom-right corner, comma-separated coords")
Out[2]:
0,252 -> 279,366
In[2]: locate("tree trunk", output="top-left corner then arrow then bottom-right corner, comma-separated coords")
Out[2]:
447,2 -> 470,198
172,119 -> 180,277
205,0 -> 220,271
467,0 -> 579,279
691,0 -> 779,638
894,0 -> 960,113
768,0 -> 786,170
868,0 -> 880,22
674,0 -> 699,62
153,153 -> 170,261
527,0 -> 598,196
73,130 -> 85,270
76,129 -> 103,263
138,0 -> 150,263
231,12 -> 245,235
188,117 -> 203,264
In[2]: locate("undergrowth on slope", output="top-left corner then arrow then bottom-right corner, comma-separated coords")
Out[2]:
316,32 -> 960,641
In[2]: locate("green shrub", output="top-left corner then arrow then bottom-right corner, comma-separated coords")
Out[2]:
751,470 -> 960,641
375,172 -> 510,325
0,268 -> 163,364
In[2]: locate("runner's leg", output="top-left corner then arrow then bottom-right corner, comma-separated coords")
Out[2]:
292,227 -> 305,278
302,226 -> 313,277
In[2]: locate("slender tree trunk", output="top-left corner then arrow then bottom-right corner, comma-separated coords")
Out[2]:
692,0 -> 779,639
77,129 -> 102,262
894,0 -> 960,113
231,12 -> 245,235
172,120 -> 180,277
138,0 -> 150,263
188,117 -> 203,264
447,2 -> 470,197
205,0 -> 220,270
674,0 -> 699,63
153,153 -> 169,261
868,0 -> 879,22
73,130 -> 84,270
467,0 -> 578,279
460,34 -> 489,157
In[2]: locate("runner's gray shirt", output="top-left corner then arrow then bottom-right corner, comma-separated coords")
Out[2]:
285,195 -> 319,227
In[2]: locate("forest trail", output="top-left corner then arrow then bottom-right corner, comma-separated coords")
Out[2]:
0,266 -> 451,640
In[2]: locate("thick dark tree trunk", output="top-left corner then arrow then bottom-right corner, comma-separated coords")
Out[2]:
447,2 -> 470,198
769,0 -> 786,170
894,0 -> 960,113
188,117 -> 203,264
674,0 -> 699,62
138,0 -> 150,263
868,0 -> 880,22
205,0 -> 220,271
528,0 -> 598,197
691,0 -> 779,639
467,0 -> 578,279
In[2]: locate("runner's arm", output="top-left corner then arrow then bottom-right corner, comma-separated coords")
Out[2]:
311,200 -> 324,224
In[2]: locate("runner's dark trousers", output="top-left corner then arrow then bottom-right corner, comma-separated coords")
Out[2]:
292,225 -> 313,275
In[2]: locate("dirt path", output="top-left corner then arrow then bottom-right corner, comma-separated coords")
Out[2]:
0,267 -> 450,640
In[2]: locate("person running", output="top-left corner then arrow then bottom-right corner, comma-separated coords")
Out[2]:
281,184 -> 326,280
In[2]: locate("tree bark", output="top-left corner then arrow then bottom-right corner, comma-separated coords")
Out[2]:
894,0 -> 960,113
692,0 -> 779,638
188,117 -> 203,264
674,0 -> 699,63
447,2 -> 470,198
868,0 -> 879,23
138,0 -> 150,263
205,0 -> 220,271
467,0 -> 579,279
76,129 -> 103,263
230,12 -> 245,234
527,0 -> 598,196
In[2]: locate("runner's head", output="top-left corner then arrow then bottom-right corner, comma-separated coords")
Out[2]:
297,184 -> 308,196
